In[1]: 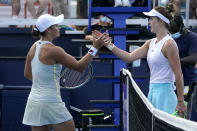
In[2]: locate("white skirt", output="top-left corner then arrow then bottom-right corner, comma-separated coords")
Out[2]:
22,100 -> 73,126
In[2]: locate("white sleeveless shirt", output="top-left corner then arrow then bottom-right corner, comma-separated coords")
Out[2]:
28,40 -> 63,102
147,34 -> 177,84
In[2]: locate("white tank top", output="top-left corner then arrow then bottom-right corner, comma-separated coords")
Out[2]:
28,40 -> 63,102
147,34 -> 176,84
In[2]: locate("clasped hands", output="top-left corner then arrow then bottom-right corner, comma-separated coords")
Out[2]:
92,30 -> 113,49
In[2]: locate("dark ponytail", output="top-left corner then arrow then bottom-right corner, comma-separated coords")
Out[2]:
31,25 -> 46,38
166,3 -> 175,14
31,25 -> 40,38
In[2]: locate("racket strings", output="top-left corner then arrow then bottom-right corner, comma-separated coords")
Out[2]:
60,65 -> 92,89
71,71 -> 81,86
66,69 -> 87,87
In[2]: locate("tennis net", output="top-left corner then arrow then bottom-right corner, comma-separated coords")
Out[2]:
120,69 -> 197,131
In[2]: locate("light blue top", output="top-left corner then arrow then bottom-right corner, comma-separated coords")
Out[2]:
28,40 -> 62,102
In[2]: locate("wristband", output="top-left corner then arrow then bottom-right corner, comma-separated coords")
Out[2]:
106,43 -> 115,51
88,46 -> 98,56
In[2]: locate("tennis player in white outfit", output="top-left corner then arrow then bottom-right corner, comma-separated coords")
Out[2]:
23,14 -> 104,131
94,4 -> 187,117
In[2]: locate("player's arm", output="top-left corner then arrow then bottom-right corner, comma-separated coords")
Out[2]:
164,40 -> 184,100
24,44 -> 36,81
163,40 -> 186,114
51,46 -> 94,72
110,40 -> 151,63
24,53 -> 32,81
181,32 -> 197,65
51,32 -> 104,71
92,30 -> 150,63
180,53 -> 197,65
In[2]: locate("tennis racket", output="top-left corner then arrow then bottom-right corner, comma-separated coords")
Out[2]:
172,110 -> 186,119
60,64 -> 93,89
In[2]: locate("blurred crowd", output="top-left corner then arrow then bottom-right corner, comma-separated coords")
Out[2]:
160,0 -> 197,19
10,0 -> 69,19
0,0 -> 194,19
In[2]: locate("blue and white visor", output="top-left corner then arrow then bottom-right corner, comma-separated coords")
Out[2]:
143,9 -> 170,24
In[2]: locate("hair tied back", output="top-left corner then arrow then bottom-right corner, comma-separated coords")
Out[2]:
166,3 -> 174,13
33,27 -> 39,32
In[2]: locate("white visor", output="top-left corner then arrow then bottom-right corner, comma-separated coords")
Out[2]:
143,9 -> 170,24
36,14 -> 64,32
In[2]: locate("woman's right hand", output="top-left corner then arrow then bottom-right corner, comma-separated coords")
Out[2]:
175,101 -> 187,118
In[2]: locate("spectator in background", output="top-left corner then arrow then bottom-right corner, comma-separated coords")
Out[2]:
132,0 -> 147,7
114,0 -> 133,7
92,0 -> 114,7
77,0 -> 88,18
165,0 -> 197,19
161,0 -> 187,15
169,0 -> 182,15
84,14 -> 112,53
51,0 -> 69,18
169,14 -> 197,119
84,15 -> 112,41
11,0 -> 21,19
189,0 -> 197,19
26,0 -> 49,19
161,0 -> 169,7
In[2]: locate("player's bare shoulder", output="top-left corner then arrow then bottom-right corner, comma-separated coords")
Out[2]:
49,44 -> 64,54
41,43 -> 57,56
162,39 -> 178,58
164,39 -> 177,50
46,44 -> 67,60
143,39 -> 152,49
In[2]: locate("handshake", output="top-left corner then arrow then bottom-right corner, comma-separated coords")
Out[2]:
92,30 -> 115,51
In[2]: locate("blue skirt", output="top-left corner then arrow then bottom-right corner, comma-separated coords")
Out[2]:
147,83 -> 177,114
